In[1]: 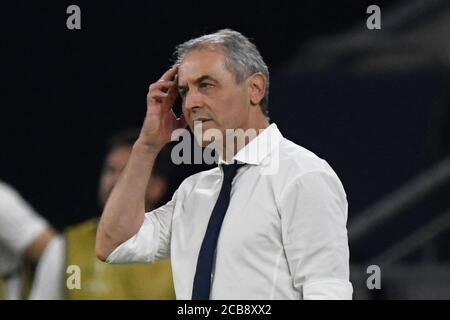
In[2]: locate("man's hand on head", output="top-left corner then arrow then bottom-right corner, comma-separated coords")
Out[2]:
137,67 -> 187,154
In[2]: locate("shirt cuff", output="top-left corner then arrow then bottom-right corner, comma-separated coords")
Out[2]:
105,212 -> 160,264
303,279 -> 353,300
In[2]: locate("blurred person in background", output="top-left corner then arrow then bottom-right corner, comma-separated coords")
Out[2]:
29,129 -> 175,299
0,181 -> 55,299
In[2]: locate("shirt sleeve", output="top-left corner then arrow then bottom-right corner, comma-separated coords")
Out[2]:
279,170 -> 353,300
106,189 -> 178,264
29,235 -> 65,300
0,182 -> 48,255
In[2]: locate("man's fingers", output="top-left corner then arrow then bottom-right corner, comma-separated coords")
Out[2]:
147,69 -> 178,108
149,92 -> 169,102
159,67 -> 178,82
166,79 -> 178,100
153,91 -> 169,98
149,80 -> 176,92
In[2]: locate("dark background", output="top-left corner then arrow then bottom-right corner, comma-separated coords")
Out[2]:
1,0 -> 405,228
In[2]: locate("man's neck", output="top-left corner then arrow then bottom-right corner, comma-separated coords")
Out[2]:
220,116 -> 270,163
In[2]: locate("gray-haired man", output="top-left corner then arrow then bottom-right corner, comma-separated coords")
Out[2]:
96,29 -> 353,300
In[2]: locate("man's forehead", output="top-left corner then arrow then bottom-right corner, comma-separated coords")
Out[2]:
177,49 -> 227,84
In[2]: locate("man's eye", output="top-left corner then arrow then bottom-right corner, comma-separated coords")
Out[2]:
200,83 -> 213,89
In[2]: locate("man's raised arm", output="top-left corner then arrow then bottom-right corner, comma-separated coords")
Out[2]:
96,67 -> 186,261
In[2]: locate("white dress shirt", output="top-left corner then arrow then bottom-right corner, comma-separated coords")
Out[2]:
107,123 -> 353,299
29,235 -> 66,300
0,181 -> 48,299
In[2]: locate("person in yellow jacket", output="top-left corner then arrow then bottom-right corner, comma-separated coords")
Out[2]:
29,129 -> 175,299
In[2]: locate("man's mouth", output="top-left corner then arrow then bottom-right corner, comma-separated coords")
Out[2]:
193,118 -> 212,124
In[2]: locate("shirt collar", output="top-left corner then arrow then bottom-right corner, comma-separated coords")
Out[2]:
218,123 -> 283,166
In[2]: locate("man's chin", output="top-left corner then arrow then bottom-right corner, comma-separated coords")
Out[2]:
193,135 -> 217,148
192,123 -> 221,146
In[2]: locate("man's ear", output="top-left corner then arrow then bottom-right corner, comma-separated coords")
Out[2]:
247,72 -> 266,106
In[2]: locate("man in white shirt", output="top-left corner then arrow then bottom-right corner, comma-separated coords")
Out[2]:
96,29 -> 353,300
0,181 -> 55,299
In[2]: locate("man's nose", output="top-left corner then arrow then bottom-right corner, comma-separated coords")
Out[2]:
183,89 -> 203,112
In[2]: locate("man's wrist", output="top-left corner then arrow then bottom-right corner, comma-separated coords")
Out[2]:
132,140 -> 162,160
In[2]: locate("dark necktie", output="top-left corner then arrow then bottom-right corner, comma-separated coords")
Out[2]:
191,162 -> 245,300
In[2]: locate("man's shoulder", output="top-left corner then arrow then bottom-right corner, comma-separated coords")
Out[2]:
272,138 -> 347,204
0,180 -> 11,194
277,137 -> 335,177
0,182 -> 19,207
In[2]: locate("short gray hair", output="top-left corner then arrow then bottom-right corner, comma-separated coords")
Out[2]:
173,29 -> 270,116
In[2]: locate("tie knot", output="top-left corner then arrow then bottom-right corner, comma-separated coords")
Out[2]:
221,162 -> 245,182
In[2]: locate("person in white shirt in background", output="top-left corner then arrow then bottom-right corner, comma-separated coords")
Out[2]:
96,29 -> 353,300
0,181 -> 55,299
